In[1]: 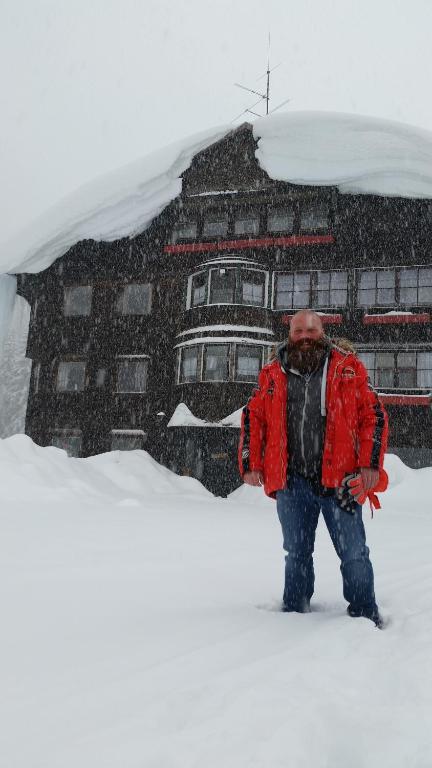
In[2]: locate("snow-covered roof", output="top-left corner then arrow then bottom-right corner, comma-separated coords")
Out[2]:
3,111 -> 432,276
253,111 -> 432,199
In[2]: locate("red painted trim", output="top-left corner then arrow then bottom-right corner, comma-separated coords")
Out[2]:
281,313 -> 343,325
363,313 -> 430,325
164,234 -> 335,254
379,394 -> 431,406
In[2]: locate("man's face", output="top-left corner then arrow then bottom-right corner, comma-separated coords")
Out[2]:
287,313 -> 326,373
288,314 -> 324,348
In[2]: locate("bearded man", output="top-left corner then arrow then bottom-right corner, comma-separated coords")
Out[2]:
239,309 -> 388,627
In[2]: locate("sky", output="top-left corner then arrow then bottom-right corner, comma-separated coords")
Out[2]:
1,0 -> 432,243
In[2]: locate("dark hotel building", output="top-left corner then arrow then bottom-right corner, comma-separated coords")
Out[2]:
17,123 -> 432,494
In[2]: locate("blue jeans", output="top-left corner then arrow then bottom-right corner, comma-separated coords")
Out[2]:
276,473 -> 378,615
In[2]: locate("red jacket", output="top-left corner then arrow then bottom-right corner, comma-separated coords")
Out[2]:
238,347 -> 388,499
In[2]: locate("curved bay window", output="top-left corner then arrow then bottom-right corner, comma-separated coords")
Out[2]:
187,264 -> 268,309
177,341 -> 269,384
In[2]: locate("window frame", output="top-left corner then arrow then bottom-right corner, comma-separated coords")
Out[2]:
186,264 -> 269,310
115,356 -> 149,394
115,283 -> 152,316
171,219 -> 198,244
299,201 -> 330,233
202,211 -> 229,239
267,205 -> 296,234
50,429 -> 82,457
357,349 -> 432,390
272,269 -> 348,310
357,265 -> 432,308
63,285 -> 92,317
56,360 -> 87,393
176,341 -> 270,384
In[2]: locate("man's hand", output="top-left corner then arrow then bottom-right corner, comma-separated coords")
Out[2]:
360,467 -> 379,491
243,470 -> 264,487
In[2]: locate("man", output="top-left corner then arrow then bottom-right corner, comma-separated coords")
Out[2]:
239,309 -> 388,627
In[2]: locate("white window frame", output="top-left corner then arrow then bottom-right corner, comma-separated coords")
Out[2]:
186,265 -> 268,309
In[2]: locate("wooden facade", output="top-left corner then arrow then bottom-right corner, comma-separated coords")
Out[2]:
17,123 -> 432,495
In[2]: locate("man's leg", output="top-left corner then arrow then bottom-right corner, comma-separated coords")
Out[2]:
320,495 -> 378,618
276,475 -> 320,612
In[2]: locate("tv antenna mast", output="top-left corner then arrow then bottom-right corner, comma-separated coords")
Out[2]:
232,34 -> 291,122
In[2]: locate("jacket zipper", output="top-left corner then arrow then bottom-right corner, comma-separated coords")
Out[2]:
300,373 -> 311,473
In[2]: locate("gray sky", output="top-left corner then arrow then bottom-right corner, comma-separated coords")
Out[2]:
1,0 -> 432,243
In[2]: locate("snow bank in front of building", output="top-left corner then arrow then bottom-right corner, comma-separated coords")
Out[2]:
254,111 -> 432,199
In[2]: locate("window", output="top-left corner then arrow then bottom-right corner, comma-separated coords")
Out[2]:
191,272 -> 207,306
202,213 -> 228,237
209,268 -> 236,304
241,270 -> 265,306
268,207 -> 295,233
274,272 -> 310,309
358,350 -> 432,389
180,347 -> 200,383
64,286 -> 92,316
203,344 -> 229,381
96,368 -> 107,387
116,283 -> 151,315
317,271 -> 348,307
51,429 -> 82,457
57,361 -> 86,392
300,202 -> 329,233
116,358 -> 148,392
177,341 -> 268,384
234,212 -> 260,236
235,345 -> 262,382
358,270 -> 395,306
187,265 -> 267,309
111,431 -> 146,450
399,267 -> 432,305
172,221 -> 197,243
418,352 -> 432,387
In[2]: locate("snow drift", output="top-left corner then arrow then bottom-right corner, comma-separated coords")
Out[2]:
1,435 -> 432,768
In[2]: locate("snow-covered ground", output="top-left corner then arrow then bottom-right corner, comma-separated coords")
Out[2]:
1,436 -> 431,767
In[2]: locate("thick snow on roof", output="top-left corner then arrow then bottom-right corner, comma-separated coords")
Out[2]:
3,111 -> 432,276
0,124 -> 230,275
254,111 -> 432,199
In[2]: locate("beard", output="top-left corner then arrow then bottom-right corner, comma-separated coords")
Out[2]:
286,337 -> 328,374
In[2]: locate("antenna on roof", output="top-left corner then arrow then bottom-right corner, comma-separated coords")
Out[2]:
232,33 -> 291,123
